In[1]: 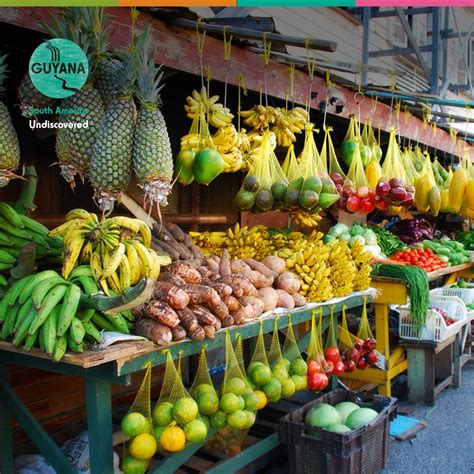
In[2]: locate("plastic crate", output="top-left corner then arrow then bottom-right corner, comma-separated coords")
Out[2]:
279,389 -> 397,474
431,283 -> 474,305
398,295 -> 467,342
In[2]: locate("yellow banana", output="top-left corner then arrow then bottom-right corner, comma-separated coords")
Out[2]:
138,221 -> 152,248
65,208 -> 91,222
148,249 -> 161,281
90,252 -> 103,282
62,233 -> 85,279
125,242 -> 141,285
100,243 -> 126,280
119,255 -> 131,290
132,241 -> 152,278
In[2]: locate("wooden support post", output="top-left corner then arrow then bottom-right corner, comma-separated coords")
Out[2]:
85,379 -> 114,474
0,364 -> 14,474
374,303 -> 391,396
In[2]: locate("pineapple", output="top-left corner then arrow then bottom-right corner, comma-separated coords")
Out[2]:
46,8 -> 106,186
94,57 -> 121,109
133,29 -> 173,209
89,51 -> 137,212
17,74 -> 55,117
0,54 -> 20,187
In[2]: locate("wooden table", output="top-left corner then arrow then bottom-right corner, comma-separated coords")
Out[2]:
0,293 -> 369,474
340,263 -> 474,396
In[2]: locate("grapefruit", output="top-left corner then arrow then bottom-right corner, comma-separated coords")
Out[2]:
250,364 -> 272,386
209,410 -> 227,430
129,433 -> 157,460
197,391 -> 219,416
243,392 -> 260,411
334,401 -> 359,424
152,402 -> 174,427
290,358 -> 307,376
173,398 -> 198,425
227,410 -> 248,429
122,455 -> 147,474
184,419 -> 208,443
220,393 -> 241,414
121,412 -> 147,438
160,426 -> 186,452
304,404 -> 340,428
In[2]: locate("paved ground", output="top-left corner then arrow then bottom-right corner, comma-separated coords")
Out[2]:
384,364 -> 474,474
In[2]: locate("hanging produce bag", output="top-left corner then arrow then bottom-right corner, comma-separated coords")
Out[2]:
415,153 -> 439,215
246,322 -> 272,392
306,310 -> 329,390
323,307 -> 345,375
282,315 -> 308,392
321,126 -> 346,191
354,297 -> 378,369
338,305 -> 358,373
282,144 -> 302,182
362,120 -> 383,163
338,142 -> 375,214
341,115 -> 359,167
402,148 -> 421,188
235,131 -> 288,212
450,152 -> 471,216
121,363 -> 155,473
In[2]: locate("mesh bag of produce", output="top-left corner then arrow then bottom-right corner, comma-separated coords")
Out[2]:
305,310 -> 330,391
323,307 -> 345,376
246,322 -> 272,390
282,144 -> 302,182
235,131 -> 288,212
362,120 -> 383,163
234,332 -> 247,377
341,115 -> 360,167
415,152 -> 437,214
337,305 -> 361,373
282,315 -> 308,392
321,126 -> 346,185
121,363 -> 155,473
402,148 -> 421,188
353,297 -> 378,369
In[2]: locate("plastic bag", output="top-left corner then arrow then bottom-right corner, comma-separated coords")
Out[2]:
121,363 -> 155,472
362,121 -> 383,163
235,131 -> 288,212
323,307 -> 345,375
402,148 -> 420,188
282,315 -> 308,392
306,310 -> 329,390
321,126 -> 346,190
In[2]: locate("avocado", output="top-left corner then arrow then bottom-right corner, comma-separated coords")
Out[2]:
271,180 -> 289,201
244,175 -> 259,192
255,190 -> 274,211
287,177 -> 304,191
285,189 -> 300,208
318,193 -> 340,209
320,177 -> 337,194
234,190 -> 256,210
299,190 -> 319,210
302,176 -> 322,194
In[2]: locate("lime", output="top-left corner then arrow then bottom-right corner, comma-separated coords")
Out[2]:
152,402 -> 173,427
121,412 -> 147,438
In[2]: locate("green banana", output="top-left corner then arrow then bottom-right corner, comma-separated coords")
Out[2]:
53,335 -> 67,362
28,284 -> 69,335
83,320 -> 102,342
0,303 -> 21,340
69,265 -> 94,280
32,277 -> 68,309
67,329 -> 84,353
5,235 -> 30,248
3,274 -> 35,309
77,308 -> 96,322
0,203 -> 25,229
121,310 -> 134,322
0,217 -> 31,240
105,312 -> 129,333
0,262 -> 13,271
13,307 -> 37,347
24,330 -> 38,352
43,306 -> 59,355
14,299 -> 34,332
0,294 -> 9,323
19,270 -> 60,305
38,325 -> 46,351
56,284 -> 82,337
0,274 -> 8,286
76,276 -> 100,296
70,318 -> 86,345
0,232 -> 14,246
91,313 -> 115,332
29,233 -> 50,250
0,249 -> 16,264
18,214 -> 49,236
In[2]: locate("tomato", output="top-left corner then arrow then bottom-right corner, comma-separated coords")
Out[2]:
307,359 -> 321,375
322,360 -> 334,376
324,346 -> 340,364
308,372 -> 329,390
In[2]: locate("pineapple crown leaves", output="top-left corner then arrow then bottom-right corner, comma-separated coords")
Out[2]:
0,54 -> 8,95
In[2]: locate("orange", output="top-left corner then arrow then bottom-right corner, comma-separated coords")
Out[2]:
160,426 -> 186,453
255,390 -> 267,410
129,433 -> 157,461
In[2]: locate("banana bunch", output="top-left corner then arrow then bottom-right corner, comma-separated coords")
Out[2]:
224,224 -> 271,260
49,209 -> 162,294
241,131 -> 277,172
351,240 -> 372,291
239,105 -> 278,130
0,268 -> 134,360
213,124 -> 243,173
184,87 -> 234,128
286,238 -> 333,302
0,202 -> 62,281
328,240 -> 357,297
271,107 -> 309,147
180,133 -> 213,151
290,209 -> 322,229
188,230 -> 227,256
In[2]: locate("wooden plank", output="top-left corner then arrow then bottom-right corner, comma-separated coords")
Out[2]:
372,279 -> 408,305
427,263 -> 474,281
0,7 -> 471,159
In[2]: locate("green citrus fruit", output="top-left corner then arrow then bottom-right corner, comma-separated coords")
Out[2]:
247,361 -> 264,376
243,410 -> 256,429
263,378 -> 282,401
184,419 -> 208,443
250,364 -> 272,386
227,410 -> 248,430
281,378 -> 296,398
122,455 -> 147,474
152,402 -> 174,427
220,393 -> 241,414
121,412 -> 147,438
209,410 -> 227,430
243,392 -> 260,411
197,391 -> 220,416
192,383 -> 215,399
290,358 -> 308,376
153,426 -> 166,450
291,374 -> 308,391
173,397 -> 198,425
225,377 -> 247,396
272,365 -> 289,385
129,433 -> 157,460
175,149 -> 195,185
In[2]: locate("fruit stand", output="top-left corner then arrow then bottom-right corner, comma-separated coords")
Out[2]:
0,292 -> 371,474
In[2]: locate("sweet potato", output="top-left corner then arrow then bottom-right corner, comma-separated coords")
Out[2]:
275,272 -> 301,295
244,259 -> 278,281
292,293 -> 307,307
208,301 -> 229,320
230,259 -> 251,274
223,295 -> 240,312
171,325 -> 186,341
257,287 -> 279,312
219,249 -> 232,277
275,289 -> 295,310
233,296 -> 264,325
181,284 -> 221,307
159,273 -> 185,286
205,258 -> 220,274
240,270 -> 273,290
153,281 -> 190,310
166,222 -> 186,242
205,282 -> 233,299
135,318 -> 172,345
198,267 -> 215,280
144,301 -> 180,328
218,275 -> 256,297
165,263 -> 202,284
261,256 -> 286,274
181,259 -> 202,269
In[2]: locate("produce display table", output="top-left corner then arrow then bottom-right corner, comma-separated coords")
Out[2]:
341,263 -> 474,396
0,292 -> 371,474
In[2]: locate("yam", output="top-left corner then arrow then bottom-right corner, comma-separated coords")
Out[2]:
181,284 -> 221,307
190,244 -> 204,260
176,308 -> 205,341
131,304 -> 146,319
244,259 -> 278,280
171,325 -> 186,342
164,263 -> 202,284
230,259 -> 251,274
166,222 -> 186,242
292,293 -> 307,307
134,319 -> 172,346
221,315 -> 235,328
275,289 -> 295,310
257,287 -> 279,312
189,324 -> 206,341
203,325 -> 216,339
261,256 -> 286,274
190,305 -> 219,327
159,272 -> 185,287
219,249 -> 232,277
275,272 -> 301,295
144,301 -> 180,328
153,281 -> 190,310
208,301 -> 229,320
205,282 -> 233,298
223,295 -> 240,312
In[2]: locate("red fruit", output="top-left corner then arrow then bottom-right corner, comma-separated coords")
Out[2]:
308,372 -> 329,390
346,196 -> 361,213
376,181 -> 391,197
324,346 -> 340,364
357,357 -> 368,370
402,192 -> 415,207
342,186 -> 354,198
369,189 -> 377,201
406,185 -> 415,194
366,351 -> 378,365
331,172 -> 344,185
336,197 -> 347,210
332,360 -> 345,375
307,359 -> 321,375
345,360 -> 356,373
322,360 -> 334,376
335,183 -> 343,192
359,199 -> 375,214
349,348 -> 361,362
374,195 -> 389,210
389,187 -> 407,203
389,177 -> 404,188
363,338 -> 377,351
354,338 -> 364,351
356,186 -> 369,199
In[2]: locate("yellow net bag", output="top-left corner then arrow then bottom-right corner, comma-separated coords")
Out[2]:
415,152 -> 437,214
321,126 -> 345,185
305,310 -> 329,391
282,144 -> 302,182
121,363 -> 155,472
282,315 -> 308,392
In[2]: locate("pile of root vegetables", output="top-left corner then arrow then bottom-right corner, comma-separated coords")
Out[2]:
132,253 -> 306,346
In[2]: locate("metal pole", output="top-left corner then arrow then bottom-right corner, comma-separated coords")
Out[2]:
431,8 -> 440,95
442,8 -> 449,87
167,17 -> 337,52
361,7 -> 371,87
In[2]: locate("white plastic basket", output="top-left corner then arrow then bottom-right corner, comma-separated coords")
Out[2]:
398,295 -> 467,342
431,284 -> 474,305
